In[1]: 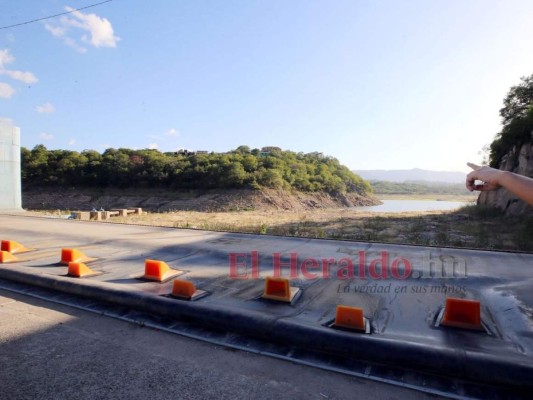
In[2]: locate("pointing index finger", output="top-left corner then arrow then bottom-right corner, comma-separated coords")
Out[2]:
467,162 -> 481,171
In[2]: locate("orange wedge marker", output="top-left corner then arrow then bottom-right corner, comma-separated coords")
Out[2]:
67,262 -> 97,278
0,251 -> 18,263
171,279 -> 206,300
334,305 -> 366,331
1,240 -> 32,254
172,279 -> 196,298
60,248 -> 95,264
441,297 -> 482,330
262,276 -> 300,303
142,259 -> 182,282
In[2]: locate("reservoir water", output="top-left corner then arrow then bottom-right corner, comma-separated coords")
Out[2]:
356,199 -> 474,213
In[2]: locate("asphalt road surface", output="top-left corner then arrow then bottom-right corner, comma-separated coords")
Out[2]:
0,289 -> 434,400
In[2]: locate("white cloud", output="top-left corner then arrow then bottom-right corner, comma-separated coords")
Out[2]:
0,48 -> 38,85
36,102 -> 55,113
45,7 -> 120,52
166,128 -> 180,137
68,138 -> 76,146
39,132 -> 54,141
44,23 -> 66,38
146,128 -> 181,150
0,49 -> 14,68
0,69 -> 37,84
0,82 -> 15,99
45,23 -> 88,53
66,7 -> 120,47
64,37 -> 88,53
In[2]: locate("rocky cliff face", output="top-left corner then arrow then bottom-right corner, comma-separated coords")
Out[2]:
478,132 -> 533,216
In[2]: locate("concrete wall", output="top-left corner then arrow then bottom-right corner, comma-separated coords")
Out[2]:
0,123 -> 22,210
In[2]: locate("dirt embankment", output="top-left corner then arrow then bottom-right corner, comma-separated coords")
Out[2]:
22,187 -> 381,212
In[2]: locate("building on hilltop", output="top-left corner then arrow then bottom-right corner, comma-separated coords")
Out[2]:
259,146 -> 282,157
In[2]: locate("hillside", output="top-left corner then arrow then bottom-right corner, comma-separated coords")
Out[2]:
353,168 -> 465,184
369,180 -> 475,198
21,146 -> 379,211
23,146 -> 371,194
22,187 -> 378,212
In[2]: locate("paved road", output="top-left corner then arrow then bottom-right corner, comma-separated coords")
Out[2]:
0,289 -> 432,400
1,214 -> 531,397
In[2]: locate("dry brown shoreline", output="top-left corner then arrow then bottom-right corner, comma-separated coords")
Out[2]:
22,187 -> 380,212
27,204 -> 533,253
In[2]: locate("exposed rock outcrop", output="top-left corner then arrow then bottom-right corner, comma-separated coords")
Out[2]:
22,188 -> 381,212
478,133 -> 533,216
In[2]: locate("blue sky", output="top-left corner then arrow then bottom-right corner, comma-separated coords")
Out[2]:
1,0 -> 533,172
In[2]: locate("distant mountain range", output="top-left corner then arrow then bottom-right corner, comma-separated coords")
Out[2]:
353,168 -> 466,184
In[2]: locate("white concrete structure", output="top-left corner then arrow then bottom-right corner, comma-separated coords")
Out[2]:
0,122 -> 22,210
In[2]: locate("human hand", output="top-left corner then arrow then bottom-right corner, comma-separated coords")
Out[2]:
465,162 -> 504,192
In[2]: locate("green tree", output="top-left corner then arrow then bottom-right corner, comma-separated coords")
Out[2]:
81,150 -> 103,185
490,107 -> 533,167
221,163 -> 247,187
26,145 -> 50,184
20,145 -> 372,196
489,74 -> 533,167
20,147 -> 31,182
500,75 -> 533,125
257,169 -> 284,189
234,145 -> 251,154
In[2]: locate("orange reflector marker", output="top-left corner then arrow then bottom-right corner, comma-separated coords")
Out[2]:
441,297 -> 482,330
171,279 -> 207,300
262,276 -> 300,303
334,305 -> 366,331
142,259 -> 182,282
172,279 -> 196,298
60,248 -> 95,265
0,251 -> 19,263
1,240 -> 32,254
67,262 -> 97,278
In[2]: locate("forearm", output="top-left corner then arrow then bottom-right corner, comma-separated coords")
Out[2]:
499,171 -> 533,205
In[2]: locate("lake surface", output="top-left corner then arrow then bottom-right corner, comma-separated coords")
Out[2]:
355,199 -> 473,213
